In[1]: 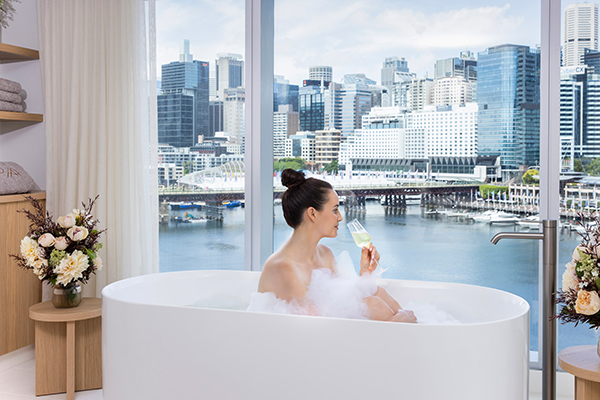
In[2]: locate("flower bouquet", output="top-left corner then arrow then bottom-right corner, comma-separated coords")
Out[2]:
11,195 -> 104,307
555,214 -> 600,333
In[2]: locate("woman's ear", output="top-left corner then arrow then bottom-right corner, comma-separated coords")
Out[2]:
306,207 -> 317,223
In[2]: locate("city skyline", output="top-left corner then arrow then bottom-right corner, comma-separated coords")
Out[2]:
158,0 -> 589,86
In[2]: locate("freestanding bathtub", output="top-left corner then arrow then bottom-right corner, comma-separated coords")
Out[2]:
102,270 -> 529,400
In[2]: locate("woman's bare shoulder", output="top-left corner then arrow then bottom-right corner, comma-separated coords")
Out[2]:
316,244 -> 336,269
258,254 -> 305,301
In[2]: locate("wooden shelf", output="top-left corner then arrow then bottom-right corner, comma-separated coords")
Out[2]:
0,111 -> 43,122
0,43 -> 39,62
0,191 -> 45,204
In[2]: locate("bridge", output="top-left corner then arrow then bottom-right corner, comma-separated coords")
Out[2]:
158,181 -> 482,204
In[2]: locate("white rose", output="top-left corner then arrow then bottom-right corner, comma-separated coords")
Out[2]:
575,290 -> 600,315
57,214 -> 76,228
37,233 -> 56,247
93,256 -> 103,271
562,262 -> 580,291
54,236 -> 69,251
67,226 -> 88,241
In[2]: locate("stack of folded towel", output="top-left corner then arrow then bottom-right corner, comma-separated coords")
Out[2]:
0,77 -> 24,112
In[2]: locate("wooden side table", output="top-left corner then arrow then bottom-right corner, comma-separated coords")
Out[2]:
559,345 -> 600,400
29,298 -> 102,400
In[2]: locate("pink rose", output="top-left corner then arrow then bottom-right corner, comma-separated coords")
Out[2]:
67,226 -> 89,241
37,233 -> 55,247
54,236 -> 69,250
57,214 -> 76,228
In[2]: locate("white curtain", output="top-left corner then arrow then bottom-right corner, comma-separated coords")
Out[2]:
37,0 -> 158,297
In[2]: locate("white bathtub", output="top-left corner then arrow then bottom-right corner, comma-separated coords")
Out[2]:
102,270 -> 529,400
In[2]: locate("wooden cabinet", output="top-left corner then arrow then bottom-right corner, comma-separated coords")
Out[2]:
0,192 -> 45,356
0,42 -> 43,123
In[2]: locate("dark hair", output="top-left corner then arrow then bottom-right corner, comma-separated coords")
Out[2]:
281,169 -> 333,229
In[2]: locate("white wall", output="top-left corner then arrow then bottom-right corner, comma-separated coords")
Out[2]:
0,0 -> 45,190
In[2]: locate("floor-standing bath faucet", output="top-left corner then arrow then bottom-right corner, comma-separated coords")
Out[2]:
491,220 -> 557,400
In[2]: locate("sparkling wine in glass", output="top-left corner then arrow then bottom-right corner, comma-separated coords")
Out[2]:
347,219 -> 387,273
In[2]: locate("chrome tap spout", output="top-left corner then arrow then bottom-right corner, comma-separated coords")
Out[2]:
490,231 -> 544,245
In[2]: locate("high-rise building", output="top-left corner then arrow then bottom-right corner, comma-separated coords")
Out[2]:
274,75 -> 299,112
339,107 -> 407,167
215,53 -> 244,99
369,85 -> 392,107
381,57 -> 409,90
560,63 -> 600,165
285,132 -> 315,161
563,2 -> 599,66
340,84 -> 373,136
309,66 -> 333,82
406,103 -> 478,158
223,87 -> 245,153
477,44 -> 540,179
299,85 -> 325,132
434,53 -> 477,81
315,129 -> 342,167
432,76 -> 473,106
158,40 -> 210,147
324,82 -> 343,131
395,78 -> 433,111
157,92 -> 195,147
434,52 -> 477,102
273,104 -> 299,158
209,100 -> 224,138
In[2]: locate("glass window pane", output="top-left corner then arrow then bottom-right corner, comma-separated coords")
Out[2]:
157,0 -> 246,271
274,0 -> 544,357
557,0 -> 600,353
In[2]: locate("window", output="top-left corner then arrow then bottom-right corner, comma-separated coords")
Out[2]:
157,0 -> 246,272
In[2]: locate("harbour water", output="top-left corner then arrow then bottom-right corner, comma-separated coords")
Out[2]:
159,200 -> 599,354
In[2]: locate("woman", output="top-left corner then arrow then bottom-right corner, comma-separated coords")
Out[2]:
258,169 -> 417,323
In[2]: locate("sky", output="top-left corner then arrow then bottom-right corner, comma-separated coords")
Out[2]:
157,0 -> 590,85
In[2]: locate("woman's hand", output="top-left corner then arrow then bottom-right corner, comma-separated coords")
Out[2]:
359,243 -> 380,276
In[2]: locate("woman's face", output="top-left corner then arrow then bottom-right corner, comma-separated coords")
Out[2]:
316,189 -> 343,238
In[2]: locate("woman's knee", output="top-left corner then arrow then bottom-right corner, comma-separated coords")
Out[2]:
364,296 -> 394,321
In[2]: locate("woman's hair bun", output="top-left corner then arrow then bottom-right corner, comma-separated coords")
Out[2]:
281,168 -> 306,189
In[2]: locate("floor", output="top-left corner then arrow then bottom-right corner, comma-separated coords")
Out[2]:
0,358 -> 102,400
0,350 -> 574,400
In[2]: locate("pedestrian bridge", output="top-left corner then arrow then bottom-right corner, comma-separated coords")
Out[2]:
159,180 -> 481,204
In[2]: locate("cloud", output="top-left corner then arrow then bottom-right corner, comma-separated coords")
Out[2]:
157,0 -> 245,72
157,1 -> 540,85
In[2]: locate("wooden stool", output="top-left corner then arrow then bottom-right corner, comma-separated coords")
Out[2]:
29,298 -> 102,400
559,345 -> 600,400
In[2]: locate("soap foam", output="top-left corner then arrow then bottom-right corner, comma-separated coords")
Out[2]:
247,251 -> 462,324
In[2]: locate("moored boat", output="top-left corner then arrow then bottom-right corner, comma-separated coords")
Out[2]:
489,212 -> 520,225
517,215 -> 541,229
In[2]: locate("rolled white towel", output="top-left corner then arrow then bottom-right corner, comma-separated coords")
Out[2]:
0,77 -> 22,94
0,100 -> 23,112
0,89 -> 22,104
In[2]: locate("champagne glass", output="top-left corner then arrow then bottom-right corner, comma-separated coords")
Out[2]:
347,219 -> 388,273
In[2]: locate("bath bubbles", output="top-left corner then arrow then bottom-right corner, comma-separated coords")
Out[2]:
247,251 -> 463,324
403,302 -> 462,324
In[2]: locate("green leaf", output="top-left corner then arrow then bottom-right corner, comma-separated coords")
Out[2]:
596,277 -> 600,290
85,248 -> 96,260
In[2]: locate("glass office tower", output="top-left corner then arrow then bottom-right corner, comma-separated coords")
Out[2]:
477,44 -> 540,179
